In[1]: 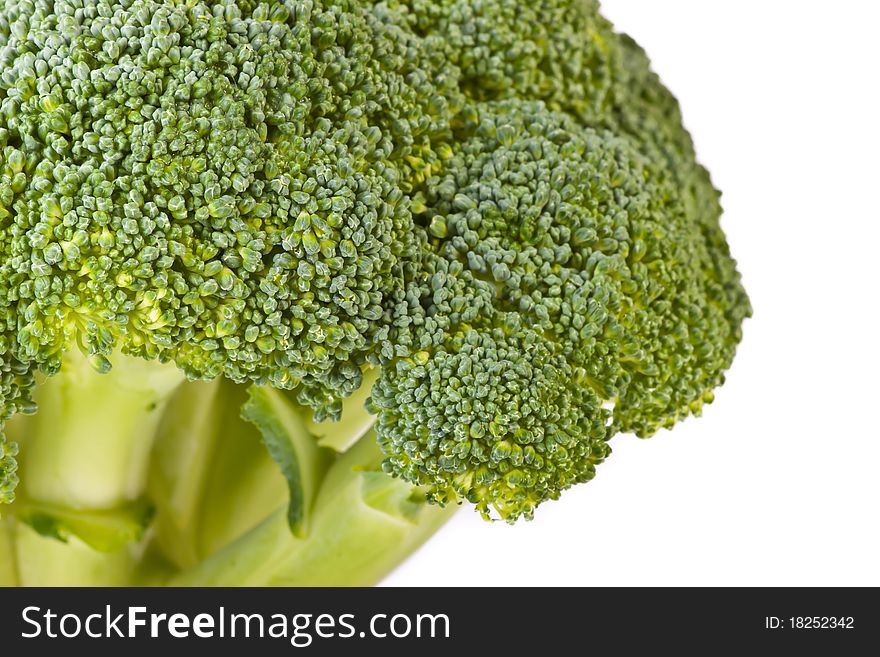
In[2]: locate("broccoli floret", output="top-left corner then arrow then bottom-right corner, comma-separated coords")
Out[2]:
393,0 -> 614,119
0,0 -> 463,413
373,100 -> 746,520
0,0 -> 749,585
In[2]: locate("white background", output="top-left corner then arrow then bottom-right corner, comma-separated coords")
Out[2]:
385,0 -> 880,586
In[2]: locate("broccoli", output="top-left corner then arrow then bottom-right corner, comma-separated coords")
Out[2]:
0,0 -> 750,586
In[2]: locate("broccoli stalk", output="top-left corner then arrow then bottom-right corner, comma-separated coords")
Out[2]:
165,433 -> 455,586
9,351 -> 184,551
1,350 -> 186,585
156,377 -> 454,586
0,515 -> 17,586
2,354 -> 453,586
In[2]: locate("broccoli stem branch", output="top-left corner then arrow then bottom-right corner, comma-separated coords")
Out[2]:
11,522 -> 141,586
17,349 -> 185,513
8,358 -> 455,586
164,431 -> 456,586
0,516 -> 18,586
147,379 -> 291,569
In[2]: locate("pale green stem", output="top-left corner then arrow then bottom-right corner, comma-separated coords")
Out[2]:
165,432 -> 456,586
147,379 -> 290,569
19,349 -> 185,510
13,523 -> 138,586
7,350 -> 185,582
0,515 -> 18,586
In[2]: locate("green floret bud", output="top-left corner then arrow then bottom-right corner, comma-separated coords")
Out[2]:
373,320 -> 612,521
374,98 -> 749,519
394,0 -> 615,123
0,438 -> 17,505
0,354 -> 35,503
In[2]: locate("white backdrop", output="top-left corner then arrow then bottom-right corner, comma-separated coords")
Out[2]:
384,0 -> 880,586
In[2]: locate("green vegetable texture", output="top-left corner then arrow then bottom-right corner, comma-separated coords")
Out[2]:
0,0 -> 750,586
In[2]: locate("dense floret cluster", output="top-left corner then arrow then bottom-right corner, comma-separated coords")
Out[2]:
372,100 -> 745,518
0,0 -> 749,553
0,0 -> 462,418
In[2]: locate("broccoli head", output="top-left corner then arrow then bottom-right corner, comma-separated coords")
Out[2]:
0,0 -> 749,585
373,100 -> 746,520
